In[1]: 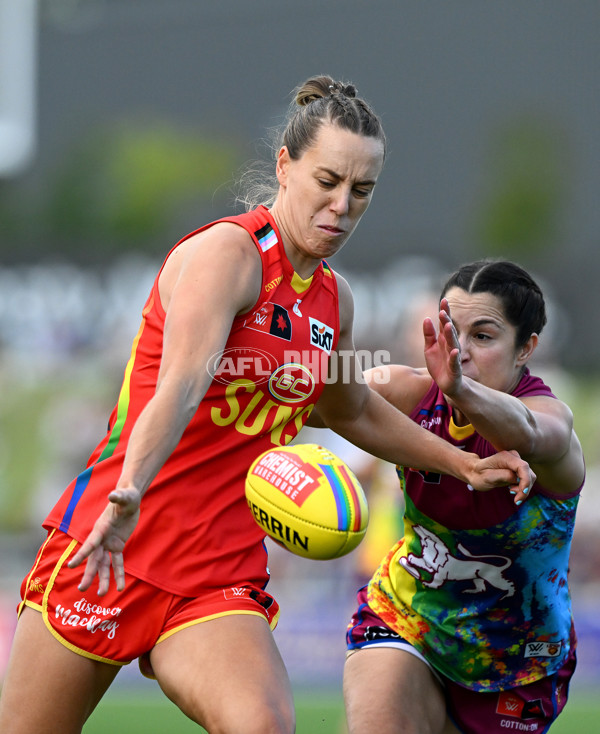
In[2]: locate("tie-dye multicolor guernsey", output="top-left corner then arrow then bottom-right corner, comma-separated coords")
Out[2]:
367,371 -> 581,692
43,206 -> 340,596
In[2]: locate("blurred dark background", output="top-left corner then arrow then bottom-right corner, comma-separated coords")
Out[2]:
1,0 -> 599,366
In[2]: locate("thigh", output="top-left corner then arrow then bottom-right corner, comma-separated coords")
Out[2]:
150,613 -> 295,734
20,529 -> 173,665
0,607 -> 120,734
344,647 -> 458,734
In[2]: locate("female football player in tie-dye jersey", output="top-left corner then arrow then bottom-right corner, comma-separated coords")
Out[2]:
0,76 -> 534,734
343,259 -> 584,734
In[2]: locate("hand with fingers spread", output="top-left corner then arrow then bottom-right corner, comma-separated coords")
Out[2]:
422,298 -> 463,397
68,488 -> 141,595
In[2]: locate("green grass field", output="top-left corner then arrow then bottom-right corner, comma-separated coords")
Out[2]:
84,688 -> 343,733
83,687 -> 599,733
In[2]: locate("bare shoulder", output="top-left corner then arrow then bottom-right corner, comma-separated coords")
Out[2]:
365,364 -> 432,415
167,222 -> 258,272
159,222 -> 262,312
330,269 -> 354,327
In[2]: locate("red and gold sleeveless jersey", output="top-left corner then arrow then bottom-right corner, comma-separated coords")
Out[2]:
44,206 -> 340,595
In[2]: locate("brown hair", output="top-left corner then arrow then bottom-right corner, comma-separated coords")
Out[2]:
236,75 -> 386,210
283,75 -> 386,160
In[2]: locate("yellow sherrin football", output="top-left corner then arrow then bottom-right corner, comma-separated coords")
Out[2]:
245,443 -> 369,560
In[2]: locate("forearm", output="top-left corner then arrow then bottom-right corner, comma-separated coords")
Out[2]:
326,389 -> 478,483
116,384 -> 199,496
448,377 -> 538,454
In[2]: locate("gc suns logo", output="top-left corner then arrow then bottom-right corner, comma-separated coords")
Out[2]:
268,363 -> 315,403
309,317 -> 334,354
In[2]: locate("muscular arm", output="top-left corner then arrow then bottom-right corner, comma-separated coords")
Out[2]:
115,224 -> 261,495
69,223 -> 263,592
424,301 -> 585,496
313,275 -> 535,497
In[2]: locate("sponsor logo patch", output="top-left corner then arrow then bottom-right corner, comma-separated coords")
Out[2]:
364,625 -> 401,642
309,317 -> 334,354
245,303 -> 292,341
222,587 -> 274,610
524,640 -> 562,658
496,691 -> 524,718
251,449 -> 321,506
496,691 -> 546,722
53,598 -> 122,640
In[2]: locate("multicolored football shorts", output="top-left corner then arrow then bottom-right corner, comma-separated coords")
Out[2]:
19,529 -> 280,675
346,585 -> 576,734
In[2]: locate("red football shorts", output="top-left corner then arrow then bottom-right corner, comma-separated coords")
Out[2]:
19,529 -> 280,672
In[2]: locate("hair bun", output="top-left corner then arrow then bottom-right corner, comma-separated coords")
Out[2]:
296,76 -> 358,107
328,81 -> 357,98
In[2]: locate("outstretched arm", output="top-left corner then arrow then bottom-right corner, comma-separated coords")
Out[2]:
68,224 -> 263,593
315,277 -> 535,501
423,299 -> 584,496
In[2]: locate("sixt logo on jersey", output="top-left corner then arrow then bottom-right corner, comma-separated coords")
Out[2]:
309,317 -> 334,354
245,303 -> 292,341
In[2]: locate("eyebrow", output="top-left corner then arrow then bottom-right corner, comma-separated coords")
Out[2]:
471,318 -> 503,329
316,166 -> 377,187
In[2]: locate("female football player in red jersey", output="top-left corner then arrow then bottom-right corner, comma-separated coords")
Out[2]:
0,78 -> 533,734
343,260 -> 584,734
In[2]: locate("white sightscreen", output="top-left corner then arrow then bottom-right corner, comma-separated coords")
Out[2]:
0,0 -> 37,176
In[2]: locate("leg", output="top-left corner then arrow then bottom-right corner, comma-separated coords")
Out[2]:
343,647 -> 460,734
150,614 -> 295,734
0,607 -> 120,734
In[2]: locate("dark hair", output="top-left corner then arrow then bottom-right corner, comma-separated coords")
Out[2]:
440,259 -> 547,348
236,75 -> 386,210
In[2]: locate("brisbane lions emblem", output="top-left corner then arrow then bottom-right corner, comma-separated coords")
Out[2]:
400,525 -> 515,599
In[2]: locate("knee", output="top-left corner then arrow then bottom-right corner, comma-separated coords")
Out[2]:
202,696 -> 295,734
245,700 -> 295,734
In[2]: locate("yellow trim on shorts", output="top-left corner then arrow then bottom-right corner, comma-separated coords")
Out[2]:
39,537 -> 126,668
18,529 -> 57,617
21,600 -> 43,614
155,607 -> 280,646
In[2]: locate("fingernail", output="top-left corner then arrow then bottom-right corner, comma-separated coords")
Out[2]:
509,490 -> 516,495
523,486 -> 530,495
515,500 -> 523,506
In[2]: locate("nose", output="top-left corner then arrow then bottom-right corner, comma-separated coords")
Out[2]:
457,335 -> 470,361
329,188 -> 350,216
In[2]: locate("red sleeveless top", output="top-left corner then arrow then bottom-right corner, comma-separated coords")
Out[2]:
44,206 -> 340,595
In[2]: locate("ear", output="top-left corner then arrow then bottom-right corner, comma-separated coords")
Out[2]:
516,333 -> 538,366
275,146 -> 290,186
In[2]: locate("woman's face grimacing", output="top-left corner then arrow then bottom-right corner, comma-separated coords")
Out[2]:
273,122 -> 385,272
444,287 -> 538,395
